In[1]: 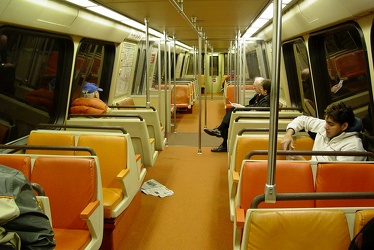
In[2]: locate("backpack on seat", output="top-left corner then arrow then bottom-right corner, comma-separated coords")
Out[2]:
349,217 -> 374,250
0,165 -> 55,249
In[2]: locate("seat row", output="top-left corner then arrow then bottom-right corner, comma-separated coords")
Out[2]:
67,112 -> 159,167
233,160 -> 374,249
154,79 -> 195,113
239,207 -> 374,250
228,134 -> 314,219
0,150 -> 103,250
26,128 -> 147,249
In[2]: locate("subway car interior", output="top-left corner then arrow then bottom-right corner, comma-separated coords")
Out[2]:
0,0 -> 374,249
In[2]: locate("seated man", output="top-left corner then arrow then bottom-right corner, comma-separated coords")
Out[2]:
281,101 -> 366,161
70,82 -> 109,114
204,78 -> 271,152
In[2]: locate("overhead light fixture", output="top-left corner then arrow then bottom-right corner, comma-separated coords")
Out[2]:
87,6 -> 127,21
243,0 -> 293,39
66,0 -> 97,8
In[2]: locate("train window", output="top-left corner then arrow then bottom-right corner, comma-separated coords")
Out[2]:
0,27 -> 72,143
309,23 -> 370,117
71,39 -> 114,102
283,39 -> 315,116
209,55 -> 218,76
186,53 -> 204,76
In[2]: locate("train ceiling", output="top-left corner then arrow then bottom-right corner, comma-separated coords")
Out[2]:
95,0 -> 271,52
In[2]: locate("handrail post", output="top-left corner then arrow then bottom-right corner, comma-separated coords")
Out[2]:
266,0 -> 283,203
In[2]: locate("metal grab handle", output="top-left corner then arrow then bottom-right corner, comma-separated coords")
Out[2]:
251,192 -> 374,208
0,145 -> 96,155
108,105 -> 156,111
68,113 -> 144,121
245,150 -> 374,160
37,123 -> 127,134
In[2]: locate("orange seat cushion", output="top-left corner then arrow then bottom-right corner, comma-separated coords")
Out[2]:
54,228 -> 91,250
102,188 -> 123,218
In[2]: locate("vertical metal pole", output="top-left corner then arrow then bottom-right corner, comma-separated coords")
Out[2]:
198,30 -> 202,154
241,38 -> 246,105
265,0 -> 282,203
235,32 -> 240,103
210,47 -> 213,100
158,40 -> 162,121
164,32 -> 169,143
144,18 -> 150,108
193,46 -> 197,97
173,36 -> 177,133
204,39 -> 208,128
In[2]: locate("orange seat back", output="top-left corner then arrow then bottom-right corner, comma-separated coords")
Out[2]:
234,137 -> 284,173
243,210 -> 350,250
31,157 -> 97,230
26,132 -> 75,155
239,161 -> 315,210
76,134 -> 127,189
315,163 -> 374,207
0,155 -> 31,179
171,85 -> 190,105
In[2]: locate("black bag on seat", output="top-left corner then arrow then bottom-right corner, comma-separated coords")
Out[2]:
349,217 -> 374,250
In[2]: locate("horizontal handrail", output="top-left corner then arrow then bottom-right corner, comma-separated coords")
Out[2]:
238,128 -> 286,135
250,192 -> 374,208
0,145 -> 96,155
245,150 -> 374,160
233,107 -> 302,112
235,115 -> 297,122
108,105 -> 156,111
36,123 -> 127,134
68,114 -> 144,121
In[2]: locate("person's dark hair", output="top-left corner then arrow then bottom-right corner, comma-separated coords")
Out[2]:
324,101 -> 355,127
261,79 -> 271,94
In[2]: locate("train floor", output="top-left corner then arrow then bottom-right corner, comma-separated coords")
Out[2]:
120,93 -> 233,249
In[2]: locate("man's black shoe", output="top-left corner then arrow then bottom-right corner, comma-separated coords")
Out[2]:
204,128 -> 222,137
211,145 -> 227,152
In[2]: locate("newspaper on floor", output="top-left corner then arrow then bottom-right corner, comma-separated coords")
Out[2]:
141,179 -> 174,198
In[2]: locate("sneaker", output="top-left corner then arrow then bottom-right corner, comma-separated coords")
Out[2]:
211,145 -> 227,152
204,128 -> 222,137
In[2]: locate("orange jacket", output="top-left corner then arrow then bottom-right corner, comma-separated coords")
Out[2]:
70,97 -> 108,114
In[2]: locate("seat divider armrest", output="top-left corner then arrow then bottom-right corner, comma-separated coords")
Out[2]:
80,200 -> 100,220
117,169 -> 130,180
236,206 -> 245,228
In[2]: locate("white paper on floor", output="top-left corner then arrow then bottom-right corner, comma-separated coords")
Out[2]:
141,179 -> 174,198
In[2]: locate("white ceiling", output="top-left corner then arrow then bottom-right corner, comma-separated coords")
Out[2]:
95,0 -> 271,52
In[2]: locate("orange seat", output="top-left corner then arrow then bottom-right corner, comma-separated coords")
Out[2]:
353,210 -> 374,235
237,161 -> 315,211
26,131 -> 75,155
31,157 -> 101,250
0,155 -> 31,179
76,134 -> 129,218
315,163 -> 374,207
240,210 -> 351,250
171,84 -> 191,109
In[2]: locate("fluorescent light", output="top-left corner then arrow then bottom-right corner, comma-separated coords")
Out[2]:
87,6 -> 127,21
121,19 -> 145,31
66,0 -> 97,8
251,18 -> 269,28
260,3 -> 274,19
